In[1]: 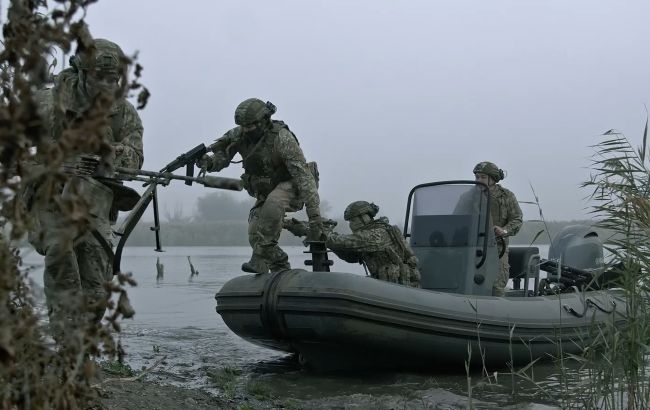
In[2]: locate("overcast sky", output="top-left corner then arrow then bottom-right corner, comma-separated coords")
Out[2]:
15,1 -> 650,222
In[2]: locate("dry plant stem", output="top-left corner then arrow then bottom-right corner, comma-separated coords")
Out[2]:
92,355 -> 168,388
0,1 -> 148,408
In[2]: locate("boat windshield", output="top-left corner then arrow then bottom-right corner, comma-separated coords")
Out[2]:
405,181 -> 493,293
409,183 -> 488,248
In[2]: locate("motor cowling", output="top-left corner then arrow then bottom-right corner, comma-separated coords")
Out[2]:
548,225 -> 604,274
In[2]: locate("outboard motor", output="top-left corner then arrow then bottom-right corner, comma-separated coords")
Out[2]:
548,225 -> 605,274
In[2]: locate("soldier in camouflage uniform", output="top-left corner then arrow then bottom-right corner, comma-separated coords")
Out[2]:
28,39 -> 143,342
286,201 -> 421,287
473,161 -> 522,296
198,98 -> 322,274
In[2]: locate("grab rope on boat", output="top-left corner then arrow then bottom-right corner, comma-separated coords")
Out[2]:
588,297 -> 616,314
563,297 -> 616,318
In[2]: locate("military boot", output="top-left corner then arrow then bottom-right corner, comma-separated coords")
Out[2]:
241,256 -> 269,274
262,245 -> 291,273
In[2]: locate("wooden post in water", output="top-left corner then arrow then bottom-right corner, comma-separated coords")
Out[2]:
188,256 -> 199,281
156,257 -> 164,282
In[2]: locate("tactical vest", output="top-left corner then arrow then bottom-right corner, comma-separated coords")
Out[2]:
51,101 -> 127,146
359,219 -> 411,263
240,121 -> 296,196
359,218 -> 420,285
43,77 -> 141,219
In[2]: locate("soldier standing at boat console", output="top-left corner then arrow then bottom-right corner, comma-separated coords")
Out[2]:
197,98 -> 323,274
472,161 -> 523,296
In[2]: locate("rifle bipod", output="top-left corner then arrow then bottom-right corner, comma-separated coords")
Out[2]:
150,184 -> 164,253
303,240 -> 333,272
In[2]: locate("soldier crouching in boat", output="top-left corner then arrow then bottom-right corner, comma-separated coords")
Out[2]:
284,200 -> 421,287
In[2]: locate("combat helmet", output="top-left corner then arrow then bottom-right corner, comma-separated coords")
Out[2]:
70,38 -> 126,75
344,201 -> 380,221
473,161 -> 505,182
234,98 -> 277,126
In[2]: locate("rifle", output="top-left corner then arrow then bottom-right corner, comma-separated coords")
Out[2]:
114,167 -> 243,190
158,143 -> 208,184
111,165 -> 242,274
145,143 -> 209,252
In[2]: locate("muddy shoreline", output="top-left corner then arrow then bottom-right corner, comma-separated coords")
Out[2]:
96,373 -> 557,410
97,377 -> 471,410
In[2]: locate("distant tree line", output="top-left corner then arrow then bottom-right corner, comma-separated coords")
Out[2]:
123,192 -> 339,247
121,192 -> 609,246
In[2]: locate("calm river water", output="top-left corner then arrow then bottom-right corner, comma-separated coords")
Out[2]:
21,245 -> 570,409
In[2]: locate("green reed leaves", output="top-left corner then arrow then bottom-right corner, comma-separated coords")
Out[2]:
575,123 -> 650,409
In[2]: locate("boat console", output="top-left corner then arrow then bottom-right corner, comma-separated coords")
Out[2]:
403,181 -> 500,296
403,181 -> 607,297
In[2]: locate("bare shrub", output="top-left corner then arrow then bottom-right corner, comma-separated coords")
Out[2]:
0,1 -> 148,408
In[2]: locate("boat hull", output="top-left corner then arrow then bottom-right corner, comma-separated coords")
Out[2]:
216,269 -> 627,370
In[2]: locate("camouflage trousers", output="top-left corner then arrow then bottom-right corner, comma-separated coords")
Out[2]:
43,231 -> 113,342
248,181 -> 302,273
492,247 -> 510,297
406,266 -> 421,288
375,264 -> 401,284
31,177 -> 114,343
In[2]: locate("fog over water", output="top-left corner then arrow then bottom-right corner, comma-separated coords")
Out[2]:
5,1 -> 650,222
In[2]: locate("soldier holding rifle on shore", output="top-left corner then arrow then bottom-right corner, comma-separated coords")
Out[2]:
26,38 -> 143,345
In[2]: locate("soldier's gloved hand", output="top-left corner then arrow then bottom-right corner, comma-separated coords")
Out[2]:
113,143 -> 126,155
322,218 -> 338,236
307,218 -> 324,242
196,154 -> 214,172
283,218 -> 308,237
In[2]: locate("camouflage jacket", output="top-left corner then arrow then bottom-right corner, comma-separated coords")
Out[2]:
454,184 -> 523,245
326,217 -> 420,287
208,120 -> 320,219
41,68 -> 144,169
26,70 -> 143,232
489,184 -> 523,243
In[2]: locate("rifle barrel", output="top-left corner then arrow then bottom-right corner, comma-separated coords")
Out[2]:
115,167 -> 243,191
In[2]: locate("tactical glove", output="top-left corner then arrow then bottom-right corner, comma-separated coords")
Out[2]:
322,218 -> 338,235
196,154 -> 214,172
113,143 -> 125,155
283,218 -> 309,237
307,219 -> 324,242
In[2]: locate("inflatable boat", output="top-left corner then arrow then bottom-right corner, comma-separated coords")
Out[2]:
216,181 -> 628,370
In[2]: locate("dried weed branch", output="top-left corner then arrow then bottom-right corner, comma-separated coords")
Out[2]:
0,1 -> 147,408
